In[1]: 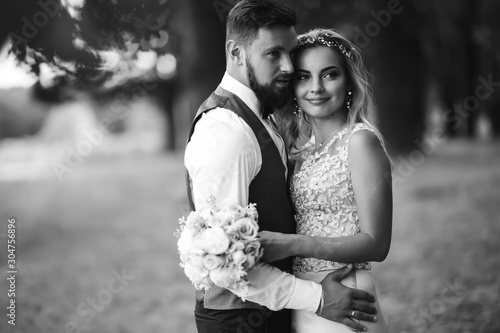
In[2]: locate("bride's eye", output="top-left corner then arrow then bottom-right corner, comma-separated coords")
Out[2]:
294,73 -> 309,81
324,71 -> 339,79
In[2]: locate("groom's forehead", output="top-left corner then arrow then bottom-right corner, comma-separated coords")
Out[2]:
250,25 -> 297,51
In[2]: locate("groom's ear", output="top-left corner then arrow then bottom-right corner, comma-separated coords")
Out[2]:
226,40 -> 245,66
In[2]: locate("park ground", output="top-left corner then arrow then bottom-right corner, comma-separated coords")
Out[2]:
0,138 -> 499,333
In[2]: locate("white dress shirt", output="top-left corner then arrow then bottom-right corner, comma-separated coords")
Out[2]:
185,72 -> 322,312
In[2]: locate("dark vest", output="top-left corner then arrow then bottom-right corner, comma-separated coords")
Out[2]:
186,86 -> 295,310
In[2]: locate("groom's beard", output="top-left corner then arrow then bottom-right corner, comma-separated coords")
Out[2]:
246,58 -> 292,118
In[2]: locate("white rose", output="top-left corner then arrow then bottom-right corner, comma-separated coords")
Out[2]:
209,267 -> 236,288
227,204 -> 246,219
234,218 -> 259,240
198,207 -> 212,221
199,227 -> 230,255
198,208 -> 232,228
245,241 -> 262,260
211,211 -> 233,228
179,252 -> 189,264
192,218 -> 208,233
188,254 -> 205,269
184,212 -> 207,232
189,232 -> 207,255
240,241 -> 261,269
184,211 -> 198,225
203,254 -> 226,270
184,263 -> 209,285
245,255 -> 255,268
177,227 -> 196,254
230,240 -> 245,252
196,207 -> 215,227
232,250 -> 247,266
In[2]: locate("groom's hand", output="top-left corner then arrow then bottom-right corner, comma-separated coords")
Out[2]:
258,231 -> 294,262
320,265 -> 377,332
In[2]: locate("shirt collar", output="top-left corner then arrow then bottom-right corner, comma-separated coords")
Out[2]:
219,72 -> 262,118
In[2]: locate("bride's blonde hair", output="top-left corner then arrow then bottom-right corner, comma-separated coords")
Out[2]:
276,28 -> 384,157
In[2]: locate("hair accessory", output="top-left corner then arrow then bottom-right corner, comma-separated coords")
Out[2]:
346,89 -> 353,111
297,32 -> 353,60
292,98 -> 302,117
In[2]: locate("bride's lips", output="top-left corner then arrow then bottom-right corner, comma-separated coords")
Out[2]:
306,98 -> 329,106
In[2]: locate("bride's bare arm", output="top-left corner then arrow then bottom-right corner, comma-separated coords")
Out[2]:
260,130 -> 392,263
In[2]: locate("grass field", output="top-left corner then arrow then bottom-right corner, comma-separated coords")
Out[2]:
0,139 -> 499,333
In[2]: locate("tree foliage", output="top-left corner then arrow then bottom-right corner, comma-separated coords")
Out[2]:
1,0 -> 175,90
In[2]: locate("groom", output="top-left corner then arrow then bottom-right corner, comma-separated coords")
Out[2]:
185,0 -> 377,332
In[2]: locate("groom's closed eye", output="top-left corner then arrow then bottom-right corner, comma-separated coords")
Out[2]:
267,51 -> 280,58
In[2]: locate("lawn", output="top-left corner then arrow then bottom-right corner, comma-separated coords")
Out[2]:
0,139 -> 499,333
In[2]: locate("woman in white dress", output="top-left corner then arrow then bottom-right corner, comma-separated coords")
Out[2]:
260,28 -> 392,332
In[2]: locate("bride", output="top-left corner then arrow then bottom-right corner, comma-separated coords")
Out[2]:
260,28 -> 392,333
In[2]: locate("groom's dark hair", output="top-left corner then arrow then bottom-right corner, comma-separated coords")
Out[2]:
226,0 -> 297,47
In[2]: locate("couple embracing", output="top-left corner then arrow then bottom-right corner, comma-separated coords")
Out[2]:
184,0 -> 393,332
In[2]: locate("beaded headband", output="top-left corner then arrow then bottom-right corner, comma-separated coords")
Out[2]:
296,32 -> 353,60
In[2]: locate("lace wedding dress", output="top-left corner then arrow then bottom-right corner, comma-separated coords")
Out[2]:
290,123 -> 388,333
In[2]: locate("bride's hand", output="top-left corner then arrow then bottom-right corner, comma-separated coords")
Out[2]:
258,231 -> 295,263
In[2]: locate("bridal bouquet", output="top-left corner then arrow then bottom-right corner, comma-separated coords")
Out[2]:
175,200 -> 263,295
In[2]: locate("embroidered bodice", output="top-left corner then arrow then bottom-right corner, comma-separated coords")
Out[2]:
291,123 -> 373,273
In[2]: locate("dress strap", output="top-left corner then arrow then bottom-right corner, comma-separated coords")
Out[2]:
348,123 -> 373,139
347,123 -> 388,154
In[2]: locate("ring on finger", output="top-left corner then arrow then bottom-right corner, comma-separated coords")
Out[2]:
351,310 -> 355,317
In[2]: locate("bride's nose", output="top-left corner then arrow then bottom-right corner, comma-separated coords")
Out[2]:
310,77 -> 325,93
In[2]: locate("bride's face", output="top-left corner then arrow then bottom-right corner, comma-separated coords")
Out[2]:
293,46 -> 348,119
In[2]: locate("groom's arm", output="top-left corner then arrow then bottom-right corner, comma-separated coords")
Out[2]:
229,262 -> 322,312
185,108 -> 322,312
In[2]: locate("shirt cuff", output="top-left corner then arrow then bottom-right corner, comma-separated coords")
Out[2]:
285,276 -> 323,312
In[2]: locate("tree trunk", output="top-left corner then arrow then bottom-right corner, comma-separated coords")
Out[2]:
171,0 -> 228,149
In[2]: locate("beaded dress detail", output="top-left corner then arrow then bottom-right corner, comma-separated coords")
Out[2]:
291,123 -> 373,273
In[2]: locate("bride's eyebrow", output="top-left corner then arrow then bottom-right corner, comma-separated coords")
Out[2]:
321,66 -> 339,72
295,66 -> 339,74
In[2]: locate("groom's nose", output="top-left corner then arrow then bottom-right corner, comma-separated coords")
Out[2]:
280,54 -> 294,74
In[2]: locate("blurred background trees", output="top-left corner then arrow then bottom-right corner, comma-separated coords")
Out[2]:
1,2 -> 499,331
0,0 -> 499,153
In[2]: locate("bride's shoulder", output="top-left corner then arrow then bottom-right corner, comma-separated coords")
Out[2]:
348,123 -> 383,146
348,124 -> 389,166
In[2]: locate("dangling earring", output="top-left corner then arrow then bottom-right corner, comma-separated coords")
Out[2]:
292,98 -> 302,117
346,89 -> 353,111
